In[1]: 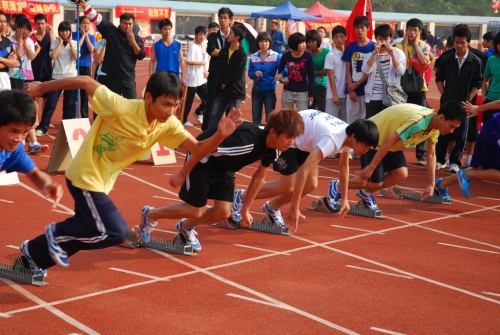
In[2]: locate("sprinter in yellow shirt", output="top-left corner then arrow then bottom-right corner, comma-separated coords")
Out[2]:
21,72 -> 242,274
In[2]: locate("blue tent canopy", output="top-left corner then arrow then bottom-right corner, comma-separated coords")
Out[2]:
250,1 -> 322,20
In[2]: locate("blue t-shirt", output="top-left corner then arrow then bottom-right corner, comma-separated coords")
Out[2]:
72,32 -> 95,67
341,40 -> 375,96
154,39 -> 181,78
0,145 -> 35,173
485,47 -> 495,59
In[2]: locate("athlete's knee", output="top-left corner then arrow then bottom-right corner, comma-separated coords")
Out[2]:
304,180 -> 318,194
392,168 -> 408,182
213,208 -> 231,221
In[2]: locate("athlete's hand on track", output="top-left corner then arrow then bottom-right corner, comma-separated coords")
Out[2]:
420,184 -> 435,201
285,207 -> 306,233
336,198 -> 350,219
240,208 -> 253,228
44,182 -> 63,209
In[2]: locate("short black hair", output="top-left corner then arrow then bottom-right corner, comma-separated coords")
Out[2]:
231,23 -> 246,41
0,90 -> 36,128
316,26 -> 326,33
145,72 -> 183,102
77,16 -> 90,24
287,32 -> 306,51
446,36 -> 454,48
454,25 -> 471,43
34,13 -> 47,23
374,24 -> 392,39
353,16 -> 370,29
305,30 -> 321,49
421,27 -> 428,40
218,7 -> 233,19
58,21 -> 71,33
406,18 -> 423,30
0,11 -> 5,18
208,22 -> 220,29
159,19 -> 173,30
120,13 -> 134,22
256,31 -> 273,49
483,31 -> 495,42
332,25 -> 346,37
195,26 -> 206,35
396,29 -> 404,38
346,119 -> 379,148
494,32 -> 500,55
437,101 -> 466,123
16,16 -> 31,32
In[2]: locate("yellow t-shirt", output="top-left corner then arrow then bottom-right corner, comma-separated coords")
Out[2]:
369,103 -> 439,152
65,85 -> 190,194
395,41 -> 429,93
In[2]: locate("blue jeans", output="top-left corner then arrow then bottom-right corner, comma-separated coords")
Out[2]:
38,85 -> 76,133
208,95 -> 241,130
251,89 -> 276,124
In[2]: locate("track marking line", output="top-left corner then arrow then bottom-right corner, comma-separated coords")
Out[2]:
233,244 -> 291,255
109,267 -> 170,281
121,171 -> 178,197
370,327 -> 406,335
40,154 -> 50,158
0,199 -> 13,203
437,242 -> 500,254
226,293 -> 280,308
18,182 -> 74,214
330,225 -> 385,234
478,196 -> 500,201
292,235 -> 500,306
152,196 -> 181,201
0,312 -> 11,318
408,209 -> 459,217
151,165 -> 183,168
6,245 -> 18,250
482,292 -> 500,297
346,265 -> 413,279
149,227 -> 178,235
0,278 -> 100,335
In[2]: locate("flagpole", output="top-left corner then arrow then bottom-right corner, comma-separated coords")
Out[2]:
76,5 -> 81,118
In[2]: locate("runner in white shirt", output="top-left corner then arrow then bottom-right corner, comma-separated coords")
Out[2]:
230,109 -> 379,231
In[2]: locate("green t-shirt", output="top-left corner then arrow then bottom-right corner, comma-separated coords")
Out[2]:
241,38 -> 250,69
484,55 -> 500,101
312,48 -> 329,87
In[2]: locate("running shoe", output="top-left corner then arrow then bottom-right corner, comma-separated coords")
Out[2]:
449,163 -> 459,174
434,178 -> 451,202
35,129 -> 46,136
356,189 -> 379,210
138,206 -> 158,243
262,201 -> 285,226
19,240 -> 47,277
463,156 -> 472,168
326,180 -> 341,211
183,121 -> 194,127
417,157 -> 426,166
29,143 -> 49,154
457,169 -> 471,198
45,223 -> 69,267
175,220 -> 201,252
230,189 -> 244,222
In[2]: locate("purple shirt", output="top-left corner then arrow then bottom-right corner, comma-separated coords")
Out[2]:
278,51 -> 315,97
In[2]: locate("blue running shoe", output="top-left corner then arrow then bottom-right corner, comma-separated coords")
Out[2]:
262,201 -> 285,226
45,223 -> 69,268
457,170 -> 471,198
19,240 -> 47,277
327,180 -> 342,211
231,189 -> 244,222
138,206 -> 158,243
175,220 -> 201,252
434,178 -> 451,201
356,189 -> 379,210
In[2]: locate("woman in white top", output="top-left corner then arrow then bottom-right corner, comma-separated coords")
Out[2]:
362,24 -> 406,119
36,21 -> 77,136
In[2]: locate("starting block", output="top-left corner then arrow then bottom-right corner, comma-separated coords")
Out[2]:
212,217 -> 241,230
307,197 -> 383,219
379,185 -> 450,204
0,256 -> 48,286
212,216 -> 290,235
119,228 -> 194,255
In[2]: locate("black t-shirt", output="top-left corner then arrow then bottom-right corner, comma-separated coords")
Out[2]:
195,122 -> 278,172
0,37 -> 12,73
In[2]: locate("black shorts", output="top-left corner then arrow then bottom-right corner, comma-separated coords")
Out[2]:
360,149 -> 407,183
178,163 -> 235,207
273,147 -> 310,176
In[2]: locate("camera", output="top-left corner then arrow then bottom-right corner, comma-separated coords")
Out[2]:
380,43 -> 386,48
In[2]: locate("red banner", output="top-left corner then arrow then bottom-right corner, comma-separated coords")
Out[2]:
0,1 -> 59,15
115,5 -> 171,20
304,20 -> 347,30
345,0 -> 373,45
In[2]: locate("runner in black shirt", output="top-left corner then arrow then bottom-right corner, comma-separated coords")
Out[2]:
139,109 -> 305,252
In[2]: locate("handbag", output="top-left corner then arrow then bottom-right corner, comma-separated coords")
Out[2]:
376,56 -> 407,106
401,58 -> 424,96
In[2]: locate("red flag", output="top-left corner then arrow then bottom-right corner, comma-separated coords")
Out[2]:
345,0 -> 373,45
389,20 -> 396,30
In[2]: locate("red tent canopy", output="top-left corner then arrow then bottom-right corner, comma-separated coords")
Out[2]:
303,1 -> 348,30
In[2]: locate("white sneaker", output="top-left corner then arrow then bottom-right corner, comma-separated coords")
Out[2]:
449,163 -> 459,174
193,112 -> 203,124
463,156 -> 472,168
183,121 -> 194,127
444,158 -> 450,168
35,129 -> 46,136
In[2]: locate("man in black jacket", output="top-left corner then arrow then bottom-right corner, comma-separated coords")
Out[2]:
435,25 -> 482,173
203,7 -> 233,130
207,23 -> 247,130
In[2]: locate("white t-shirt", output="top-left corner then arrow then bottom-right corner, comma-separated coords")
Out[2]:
50,39 -> 77,79
293,110 -> 352,158
321,40 -> 331,50
186,42 -> 207,87
8,36 -> 35,80
202,38 -> 210,72
324,48 -> 346,99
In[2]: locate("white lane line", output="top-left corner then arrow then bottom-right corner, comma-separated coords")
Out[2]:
109,267 -> 170,281
18,182 -> 74,214
346,265 -> 413,279
121,171 -> 179,197
482,292 -> 500,297
437,242 -> 500,254
226,293 -> 281,308
478,196 -> 500,201
370,327 -> 406,335
152,196 -> 180,201
40,154 -> 50,158
330,225 -> 385,234
233,244 -> 291,255
0,199 -> 14,203
0,278 -> 100,335
6,245 -> 18,250
408,209 -> 459,217
150,227 -> 178,235
152,165 -> 183,168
